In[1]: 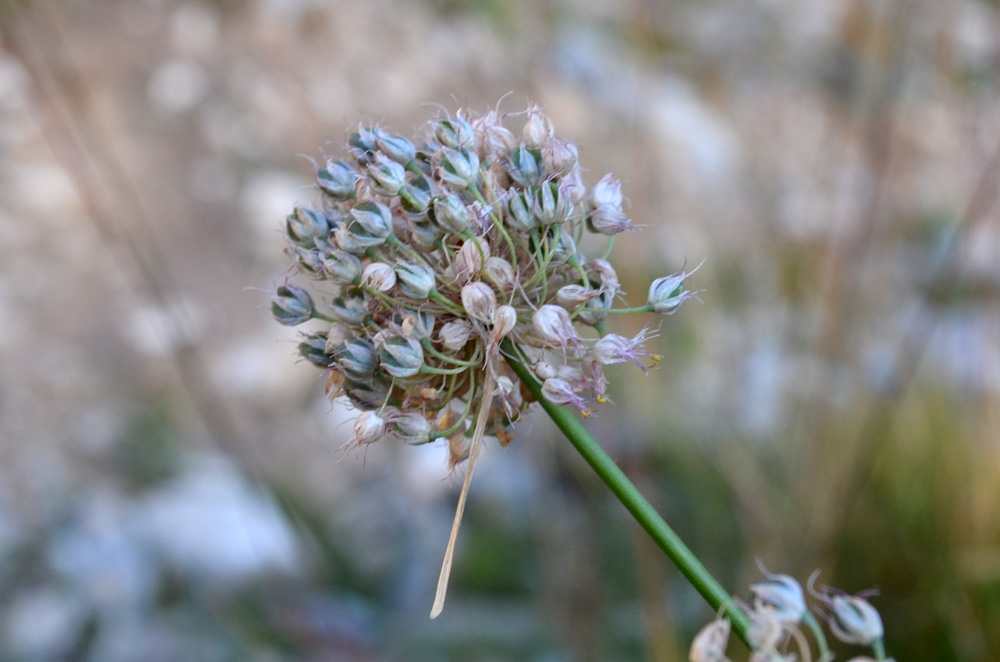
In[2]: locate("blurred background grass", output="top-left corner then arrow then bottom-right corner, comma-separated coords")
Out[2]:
1,0 -> 998,659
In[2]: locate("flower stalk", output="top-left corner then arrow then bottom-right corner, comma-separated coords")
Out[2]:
502,338 -> 753,646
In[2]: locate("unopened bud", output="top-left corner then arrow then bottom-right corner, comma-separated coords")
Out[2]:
330,292 -> 368,325
434,116 -> 475,148
532,304 -> 579,350
826,595 -> 884,646
556,284 -> 600,308
378,334 -> 425,378
321,248 -> 362,284
588,204 -> 633,235
542,138 -> 578,175
344,378 -> 390,411
492,304 -> 517,337
454,238 -> 489,283
298,332 -> 336,368
460,282 -> 496,324
689,618 -> 730,662
348,127 -> 378,165
348,201 -> 393,238
648,268 -> 697,315
375,129 -> 416,164
522,107 -> 553,149
388,410 -> 432,445
271,283 -> 314,326
437,147 -> 480,189
750,573 -> 806,625
401,177 -> 432,213
484,256 -> 516,289
506,146 -> 541,187
439,320 -> 473,352
395,261 -> 436,299
588,173 -> 623,209
432,194 -> 473,235
534,181 -> 573,225
361,262 -> 397,292
316,160 -> 358,198
353,411 -> 386,445
505,189 -> 538,231
366,154 -> 406,196
472,112 -> 516,160
397,309 -> 435,339
337,338 -> 378,381
286,206 -> 330,247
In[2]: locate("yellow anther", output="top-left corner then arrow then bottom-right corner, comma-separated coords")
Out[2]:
582,409 -> 593,418
596,395 -> 608,404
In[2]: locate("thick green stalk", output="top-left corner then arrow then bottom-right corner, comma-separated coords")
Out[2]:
502,339 -> 752,646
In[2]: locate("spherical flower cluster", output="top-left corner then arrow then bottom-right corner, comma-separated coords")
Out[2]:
272,104 -> 698,457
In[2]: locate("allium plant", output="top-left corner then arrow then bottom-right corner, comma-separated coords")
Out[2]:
270,100 -> 890,656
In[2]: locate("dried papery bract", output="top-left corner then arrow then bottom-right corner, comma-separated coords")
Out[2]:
271,101 -> 700,618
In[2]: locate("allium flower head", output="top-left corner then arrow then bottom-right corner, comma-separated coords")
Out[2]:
273,102 -> 699,453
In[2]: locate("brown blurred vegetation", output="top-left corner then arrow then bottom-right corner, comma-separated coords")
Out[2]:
0,0 -> 998,660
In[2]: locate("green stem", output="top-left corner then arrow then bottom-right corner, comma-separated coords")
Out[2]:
802,612 -> 830,661
501,338 -> 752,647
872,637 -> 887,661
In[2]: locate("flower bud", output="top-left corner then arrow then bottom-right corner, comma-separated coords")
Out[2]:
484,256 -> 516,289
689,618 -> 730,662
378,334 -> 425,378
438,320 -> 473,352
348,127 -> 378,165
453,238 -> 489,283
434,115 -> 475,148
293,246 -> 326,276
648,269 -> 697,315
492,304 -> 517,337
353,411 -> 386,445
750,573 -> 806,625
460,282 -> 496,324
286,206 -> 330,247
505,189 -> 537,231
522,107 -> 553,149
375,129 -> 416,164
320,248 -> 362,284
588,173 -> 623,209
432,194 -> 473,235
325,323 -> 354,350
345,378 -> 390,411
298,332 -> 336,368
337,337 -> 378,381
549,230 -> 578,265
542,138 -> 578,175
534,181 -> 573,225
395,261 -> 437,299
271,283 -> 314,326
561,168 -> 586,205
366,153 -> 406,196
361,262 -> 397,292
348,201 -> 393,238
826,595 -> 884,646
407,219 -> 442,248
534,361 -> 557,380
399,310 -> 436,339
588,204 -> 633,235
577,289 -> 613,327
589,258 -> 620,295
533,304 -> 579,350
330,292 -> 368,325
316,160 -> 358,198
506,145 -> 541,187
556,284 -> 600,308
401,178 -> 433,213
592,329 -> 657,370
388,410 -> 432,445
472,111 -> 516,161
437,147 -> 480,189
